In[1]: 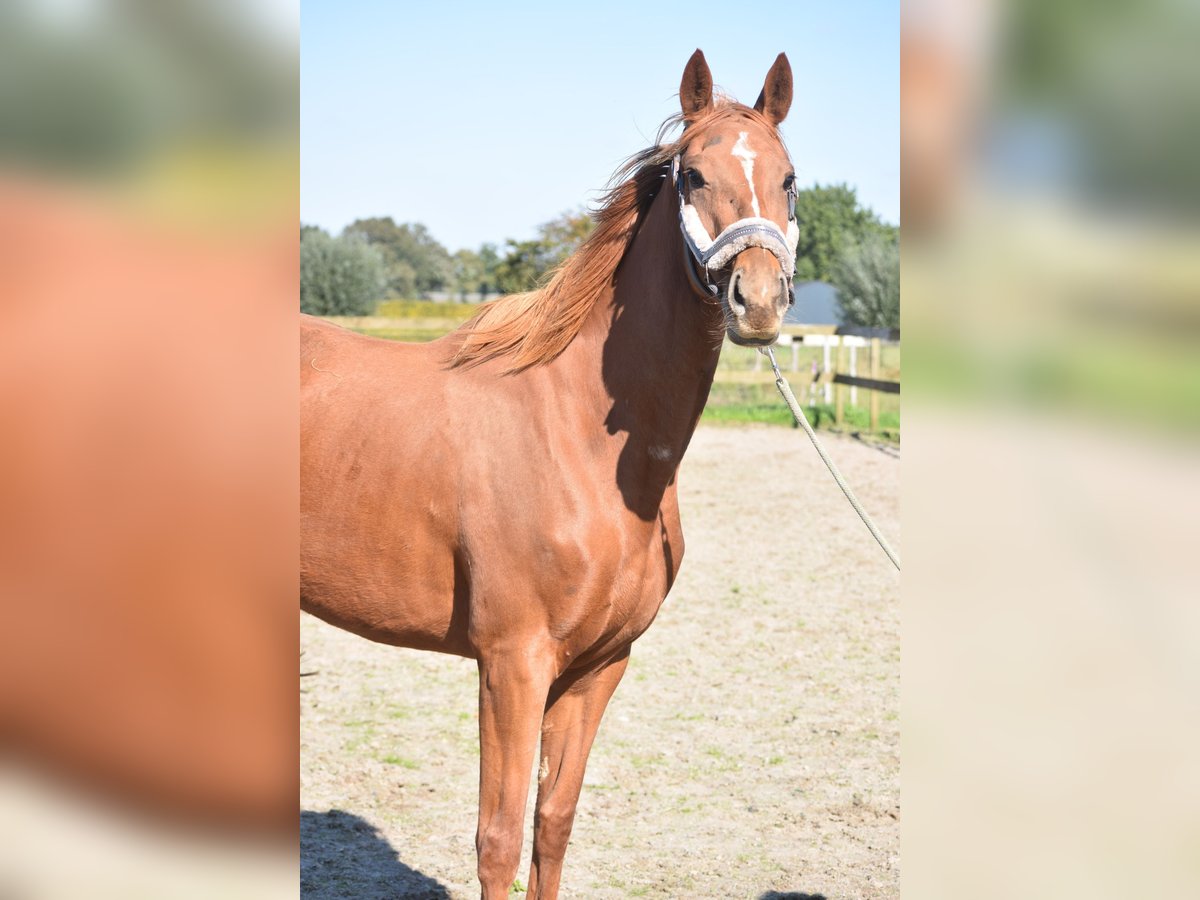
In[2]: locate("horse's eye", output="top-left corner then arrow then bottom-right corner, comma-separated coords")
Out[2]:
686,169 -> 706,190
783,174 -> 796,193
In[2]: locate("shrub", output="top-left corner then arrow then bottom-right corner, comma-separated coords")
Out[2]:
300,227 -> 387,316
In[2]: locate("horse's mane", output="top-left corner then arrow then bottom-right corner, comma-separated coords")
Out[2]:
450,99 -> 777,374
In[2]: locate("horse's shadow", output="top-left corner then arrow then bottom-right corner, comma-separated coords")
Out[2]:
301,809 -> 451,899
758,892 -> 828,900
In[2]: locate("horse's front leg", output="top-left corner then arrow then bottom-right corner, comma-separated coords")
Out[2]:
475,644 -> 556,900
525,648 -> 630,900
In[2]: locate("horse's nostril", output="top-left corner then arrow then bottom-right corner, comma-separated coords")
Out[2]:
732,277 -> 748,312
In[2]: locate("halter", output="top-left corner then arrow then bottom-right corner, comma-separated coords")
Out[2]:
672,154 -> 800,301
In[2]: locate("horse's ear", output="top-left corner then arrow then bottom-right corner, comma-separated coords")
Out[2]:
754,53 -> 793,125
680,49 -> 714,123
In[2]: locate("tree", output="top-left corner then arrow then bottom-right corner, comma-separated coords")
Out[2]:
492,209 -> 595,295
829,231 -> 899,329
300,228 -> 386,316
493,239 -> 550,295
450,249 -> 484,300
387,259 -> 418,300
538,209 -> 595,261
344,217 -> 453,298
792,184 -> 897,283
477,243 -> 501,299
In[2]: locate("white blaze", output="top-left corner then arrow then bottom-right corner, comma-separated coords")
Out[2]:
731,131 -> 760,217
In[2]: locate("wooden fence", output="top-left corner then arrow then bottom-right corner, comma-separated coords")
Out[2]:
755,325 -> 900,432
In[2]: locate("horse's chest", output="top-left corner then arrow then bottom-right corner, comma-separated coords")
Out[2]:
589,518 -> 683,646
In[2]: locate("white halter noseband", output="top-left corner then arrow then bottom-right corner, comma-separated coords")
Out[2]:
672,154 -> 800,297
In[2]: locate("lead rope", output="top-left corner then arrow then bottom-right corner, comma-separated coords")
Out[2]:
759,346 -> 901,572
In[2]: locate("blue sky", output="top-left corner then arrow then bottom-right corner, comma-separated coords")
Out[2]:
301,0 -> 898,251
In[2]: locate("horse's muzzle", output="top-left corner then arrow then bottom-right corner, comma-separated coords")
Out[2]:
724,254 -> 790,345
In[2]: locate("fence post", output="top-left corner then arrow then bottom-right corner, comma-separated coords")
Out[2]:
823,339 -> 832,403
869,337 -> 881,433
835,336 -> 846,426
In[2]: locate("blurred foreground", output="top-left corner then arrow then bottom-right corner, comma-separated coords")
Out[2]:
0,2 -> 297,897
903,0 -> 1200,896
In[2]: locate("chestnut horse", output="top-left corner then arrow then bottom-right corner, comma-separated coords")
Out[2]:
301,50 -> 797,899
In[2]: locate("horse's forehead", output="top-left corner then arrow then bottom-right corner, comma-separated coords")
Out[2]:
687,118 -> 785,166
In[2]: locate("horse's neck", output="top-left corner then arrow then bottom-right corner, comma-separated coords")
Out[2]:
570,183 -> 724,516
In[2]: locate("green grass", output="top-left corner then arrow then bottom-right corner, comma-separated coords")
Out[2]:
701,382 -> 900,439
380,754 -> 420,769
702,403 -> 797,427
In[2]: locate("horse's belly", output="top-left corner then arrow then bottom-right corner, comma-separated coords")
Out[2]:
299,545 -> 472,656
300,470 -> 470,655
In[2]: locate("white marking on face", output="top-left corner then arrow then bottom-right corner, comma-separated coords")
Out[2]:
731,131 -> 760,217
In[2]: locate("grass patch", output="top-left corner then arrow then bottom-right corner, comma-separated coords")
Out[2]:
380,754 -> 420,769
702,402 -> 796,428
630,752 -> 666,770
702,382 -> 900,439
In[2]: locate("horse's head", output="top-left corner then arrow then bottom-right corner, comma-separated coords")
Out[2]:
675,50 -> 797,346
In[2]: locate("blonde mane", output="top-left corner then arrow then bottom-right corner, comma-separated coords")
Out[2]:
450,100 -> 779,374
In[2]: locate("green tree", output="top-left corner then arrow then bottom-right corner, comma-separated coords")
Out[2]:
492,209 -> 595,295
829,231 -> 899,329
539,209 -> 595,261
344,217 -> 452,298
493,239 -> 549,295
387,259 -> 418,299
792,184 -> 897,283
450,248 -> 484,300
300,228 -> 386,316
477,243 -> 501,299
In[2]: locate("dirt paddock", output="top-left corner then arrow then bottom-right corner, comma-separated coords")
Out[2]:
301,425 -> 899,899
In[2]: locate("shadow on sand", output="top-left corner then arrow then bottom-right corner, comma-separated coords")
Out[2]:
301,809 -> 451,899
758,892 -> 829,900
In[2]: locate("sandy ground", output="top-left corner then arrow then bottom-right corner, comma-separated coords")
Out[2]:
301,425 -> 899,899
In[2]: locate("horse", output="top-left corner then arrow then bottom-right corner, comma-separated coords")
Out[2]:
301,49 -> 798,900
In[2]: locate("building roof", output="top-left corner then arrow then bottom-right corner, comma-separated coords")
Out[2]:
785,280 -> 840,326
